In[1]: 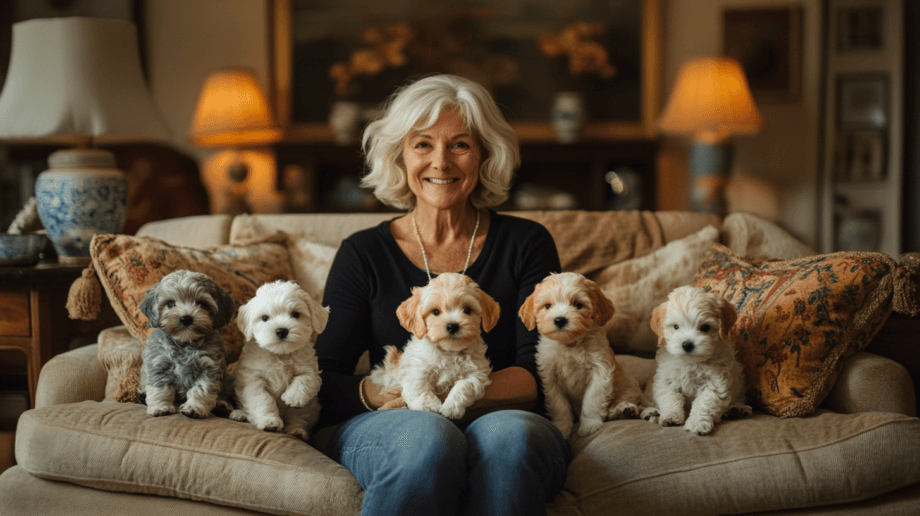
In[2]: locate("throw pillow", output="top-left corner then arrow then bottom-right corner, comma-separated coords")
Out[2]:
230,214 -> 338,301
90,233 -> 293,365
691,243 -> 905,417
595,225 -> 720,355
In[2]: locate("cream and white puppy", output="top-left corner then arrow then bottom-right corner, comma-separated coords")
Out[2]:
370,273 -> 498,420
640,286 -> 752,435
230,280 -> 328,440
520,272 -> 645,439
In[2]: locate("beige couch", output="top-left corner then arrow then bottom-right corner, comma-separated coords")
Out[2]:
2,210 -> 920,516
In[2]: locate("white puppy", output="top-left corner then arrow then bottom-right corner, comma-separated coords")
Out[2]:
520,272 -> 645,439
640,286 -> 752,435
230,280 -> 328,440
370,273 -> 498,420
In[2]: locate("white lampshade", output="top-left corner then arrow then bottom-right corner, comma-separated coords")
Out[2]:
0,17 -> 170,144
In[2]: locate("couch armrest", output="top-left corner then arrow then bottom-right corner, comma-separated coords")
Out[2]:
824,352 -> 916,417
35,344 -> 106,409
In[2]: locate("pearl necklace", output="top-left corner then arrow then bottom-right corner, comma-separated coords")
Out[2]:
411,208 -> 480,281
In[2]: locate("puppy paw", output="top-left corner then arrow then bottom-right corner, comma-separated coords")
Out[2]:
577,418 -> 604,436
608,401 -> 639,420
147,404 -> 176,417
180,402 -> 212,419
639,407 -> 660,423
659,410 -> 685,427
284,425 -> 309,440
413,397 -> 442,414
439,401 -> 466,420
255,416 -> 284,433
229,409 -> 248,422
684,416 -> 715,436
722,404 -> 753,420
281,388 -> 308,408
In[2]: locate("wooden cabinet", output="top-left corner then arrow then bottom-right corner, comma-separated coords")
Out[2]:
273,140 -> 659,213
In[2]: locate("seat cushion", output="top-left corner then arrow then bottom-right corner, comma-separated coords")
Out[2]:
550,410 -> 920,516
15,401 -> 363,516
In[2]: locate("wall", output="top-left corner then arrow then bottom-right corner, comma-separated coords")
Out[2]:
661,0 -> 824,248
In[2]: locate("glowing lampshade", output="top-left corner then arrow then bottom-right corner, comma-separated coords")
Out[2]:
188,68 -> 282,147
658,57 -> 763,144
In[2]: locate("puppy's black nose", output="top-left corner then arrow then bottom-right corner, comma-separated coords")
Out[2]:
554,317 -> 568,329
276,328 -> 289,340
446,323 -> 459,335
179,315 -> 194,327
682,341 -> 695,353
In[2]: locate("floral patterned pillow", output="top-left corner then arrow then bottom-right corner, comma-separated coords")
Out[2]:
91,234 -> 293,363
691,244 -> 900,417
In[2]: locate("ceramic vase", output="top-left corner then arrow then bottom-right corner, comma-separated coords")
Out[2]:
35,148 -> 128,263
551,92 -> 586,144
328,101 -> 362,145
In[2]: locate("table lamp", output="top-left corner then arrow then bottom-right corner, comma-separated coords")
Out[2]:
0,17 -> 171,264
187,68 -> 282,215
658,57 -> 763,215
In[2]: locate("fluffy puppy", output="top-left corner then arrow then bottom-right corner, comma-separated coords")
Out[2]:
138,269 -> 236,419
520,272 -> 645,439
640,286 -> 752,435
370,273 -> 498,420
230,280 -> 328,439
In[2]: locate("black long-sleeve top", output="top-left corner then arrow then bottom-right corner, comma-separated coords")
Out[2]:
315,210 -> 561,428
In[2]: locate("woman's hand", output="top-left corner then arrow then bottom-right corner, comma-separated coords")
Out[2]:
362,377 -> 406,410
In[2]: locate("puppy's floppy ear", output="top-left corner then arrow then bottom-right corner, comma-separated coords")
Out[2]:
716,296 -> 738,340
477,289 -> 501,333
236,298 -> 253,340
650,301 -> 668,348
299,288 -> 330,334
139,283 -> 161,328
586,280 -> 615,326
518,285 -> 540,331
210,282 -> 237,330
396,287 -> 427,340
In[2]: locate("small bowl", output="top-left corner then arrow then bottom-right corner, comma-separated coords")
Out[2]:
0,232 -> 48,266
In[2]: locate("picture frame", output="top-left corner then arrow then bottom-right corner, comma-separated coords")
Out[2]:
722,6 -> 802,101
837,4 -> 885,53
270,0 -> 662,143
837,73 -> 889,129
834,130 -> 887,182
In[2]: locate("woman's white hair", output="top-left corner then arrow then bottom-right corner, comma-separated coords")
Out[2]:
361,74 -> 520,210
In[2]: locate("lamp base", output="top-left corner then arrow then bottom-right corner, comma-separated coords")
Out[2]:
689,141 -> 733,215
35,148 -> 128,263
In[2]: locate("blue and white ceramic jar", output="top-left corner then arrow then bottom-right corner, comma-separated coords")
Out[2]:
551,91 -> 586,144
35,148 -> 127,263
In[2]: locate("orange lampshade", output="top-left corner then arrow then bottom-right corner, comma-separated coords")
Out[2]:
188,68 -> 282,147
658,57 -> 763,143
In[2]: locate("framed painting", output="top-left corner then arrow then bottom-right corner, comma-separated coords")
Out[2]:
270,0 -> 661,142
722,5 -> 802,102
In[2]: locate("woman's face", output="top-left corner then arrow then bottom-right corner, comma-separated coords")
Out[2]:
402,107 -> 482,212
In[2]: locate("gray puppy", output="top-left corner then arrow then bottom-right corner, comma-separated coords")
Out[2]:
138,269 -> 236,419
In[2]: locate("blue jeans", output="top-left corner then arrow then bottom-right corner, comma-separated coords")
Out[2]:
324,409 -> 570,516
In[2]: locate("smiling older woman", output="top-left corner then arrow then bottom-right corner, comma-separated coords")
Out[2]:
315,74 -> 569,516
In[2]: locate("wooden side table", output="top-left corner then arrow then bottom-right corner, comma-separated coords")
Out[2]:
0,261 -> 120,408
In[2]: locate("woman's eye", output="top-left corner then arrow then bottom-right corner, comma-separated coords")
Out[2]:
261,315 -> 269,322
454,141 -> 470,149
700,324 -> 711,333
545,304 -> 552,310
463,307 -> 472,315
432,309 -> 441,316
574,302 -> 583,309
673,324 -> 679,330
166,301 -> 175,309
292,312 -> 300,319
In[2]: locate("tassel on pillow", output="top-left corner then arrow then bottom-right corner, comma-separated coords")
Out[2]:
67,265 -> 102,320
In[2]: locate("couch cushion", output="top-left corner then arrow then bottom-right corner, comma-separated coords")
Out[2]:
692,245 -> 904,417
595,225 -> 719,355
721,211 -> 816,261
15,402 -> 363,516
550,410 -> 920,516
